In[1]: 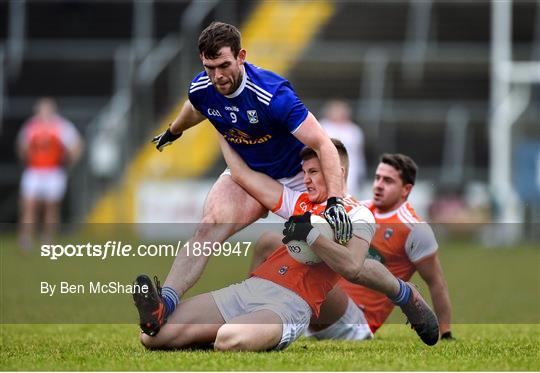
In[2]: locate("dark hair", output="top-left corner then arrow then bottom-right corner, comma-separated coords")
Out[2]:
299,138 -> 349,177
380,153 -> 418,185
198,21 -> 242,59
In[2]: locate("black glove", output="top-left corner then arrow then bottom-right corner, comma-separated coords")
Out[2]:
324,197 -> 353,245
151,128 -> 182,152
282,212 -> 315,244
441,331 -> 455,341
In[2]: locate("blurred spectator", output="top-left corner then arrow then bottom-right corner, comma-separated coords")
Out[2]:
319,100 -> 366,196
16,98 -> 84,250
429,186 -> 488,224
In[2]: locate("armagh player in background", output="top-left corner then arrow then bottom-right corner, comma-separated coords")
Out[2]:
309,153 -> 454,340
16,98 -> 83,251
134,22 -> 353,337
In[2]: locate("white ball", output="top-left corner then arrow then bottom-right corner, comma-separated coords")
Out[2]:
286,214 -> 335,265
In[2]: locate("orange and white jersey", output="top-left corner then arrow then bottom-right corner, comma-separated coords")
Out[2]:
252,187 -> 375,316
18,115 -> 80,170
338,200 -> 438,332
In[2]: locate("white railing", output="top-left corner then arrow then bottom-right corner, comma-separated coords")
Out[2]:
487,0 -> 540,244
402,0 -> 432,81
0,47 -> 4,135
358,48 -> 389,152
490,0 -> 540,220
133,0 -> 154,60
6,0 -> 26,79
441,105 -> 470,186
137,35 -> 184,86
87,90 -> 132,178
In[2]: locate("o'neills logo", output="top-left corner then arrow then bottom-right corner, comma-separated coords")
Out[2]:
224,128 -> 272,145
367,246 -> 385,264
278,265 -> 289,275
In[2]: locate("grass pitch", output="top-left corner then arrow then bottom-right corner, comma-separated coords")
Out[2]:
1,232 -> 539,370
1,324 -> 539,371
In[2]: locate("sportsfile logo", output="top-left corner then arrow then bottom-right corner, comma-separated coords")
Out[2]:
40,241 -> 181,261
40,240 -> 251,260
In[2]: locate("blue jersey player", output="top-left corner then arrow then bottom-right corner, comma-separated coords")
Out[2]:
133,22 -> 353,337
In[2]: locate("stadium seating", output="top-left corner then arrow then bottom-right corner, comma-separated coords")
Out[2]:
288,1 -> 538,175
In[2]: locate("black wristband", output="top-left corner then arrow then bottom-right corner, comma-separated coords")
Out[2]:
327,197 -> 344,206
165,128 -> 182,140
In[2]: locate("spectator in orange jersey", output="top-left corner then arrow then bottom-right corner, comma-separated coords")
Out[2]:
17,98 -> 83,250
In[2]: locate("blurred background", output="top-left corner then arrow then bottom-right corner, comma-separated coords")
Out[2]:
0,0 -> 539,327
0,0 -> 539,238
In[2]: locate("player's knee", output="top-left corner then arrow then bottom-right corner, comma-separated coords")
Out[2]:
140,331 -> 177,350
195,215 -> 219,238
200,213 -> 218,226
214,325 -> 249,351
140,332 -> 162,350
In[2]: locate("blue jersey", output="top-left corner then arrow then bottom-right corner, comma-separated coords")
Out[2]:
188,62 -> 308,179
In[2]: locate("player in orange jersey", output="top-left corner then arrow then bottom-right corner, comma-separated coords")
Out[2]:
16,98 -> 83,250
304,154 -> 453,340
137,141 -> 439,351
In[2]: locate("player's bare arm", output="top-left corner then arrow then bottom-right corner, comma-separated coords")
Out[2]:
169,99 -> 207,134
293,112 -> 343,198
415,253 -> 453,337
16,127 -> 29,162
16,141 -> 27,162
311,235 -> 369,281
152,100 -> 206,151
67,138 -> 84,167
293,112 -> 353,244
218,137 -> 283,210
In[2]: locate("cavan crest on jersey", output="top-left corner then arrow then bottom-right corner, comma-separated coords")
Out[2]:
188,62 -> 309,179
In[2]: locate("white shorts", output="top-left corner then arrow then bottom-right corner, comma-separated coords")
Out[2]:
221,169 -> 306,192
211,277 -> 312,350
306,297 -> 373,341
20,168 -> 67,202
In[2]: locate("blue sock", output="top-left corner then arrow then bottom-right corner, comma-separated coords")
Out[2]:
161,286 -> 180,319
389,279 -> 411,307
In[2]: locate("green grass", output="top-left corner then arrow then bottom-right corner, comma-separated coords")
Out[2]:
1,232 -> 539,370
1,324 -> 539,371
